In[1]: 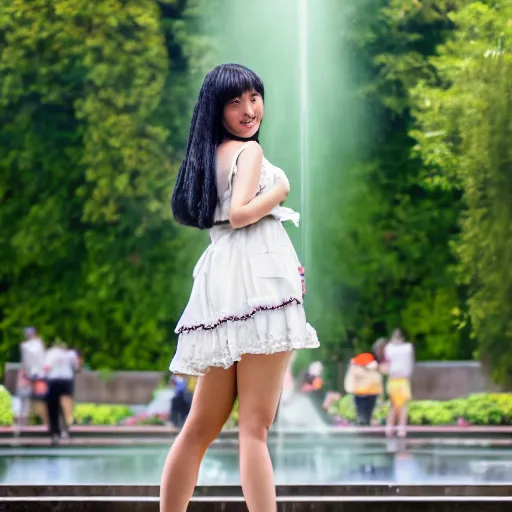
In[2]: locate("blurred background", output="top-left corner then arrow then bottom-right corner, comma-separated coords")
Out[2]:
1,0 -> 512,488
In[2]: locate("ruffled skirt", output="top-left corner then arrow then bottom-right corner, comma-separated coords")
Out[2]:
169,216 -> 319,376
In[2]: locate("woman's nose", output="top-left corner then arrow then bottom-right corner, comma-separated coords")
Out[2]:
244,102 -> 255,117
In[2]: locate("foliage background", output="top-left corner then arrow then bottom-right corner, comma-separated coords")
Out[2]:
1,0 -> 511,385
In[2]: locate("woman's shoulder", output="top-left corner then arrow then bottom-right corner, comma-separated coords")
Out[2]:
217,140 -> 262,164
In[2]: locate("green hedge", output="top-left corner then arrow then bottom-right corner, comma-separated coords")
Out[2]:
5,389 -> 512,427
333,393 -> 512,426
74,404 -> 132,425
0,386 -> 14,425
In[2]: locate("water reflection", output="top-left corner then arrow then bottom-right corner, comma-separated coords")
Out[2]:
2,436 -> 512,486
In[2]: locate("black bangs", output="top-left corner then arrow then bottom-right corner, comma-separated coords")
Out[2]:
213,64 -> 265,108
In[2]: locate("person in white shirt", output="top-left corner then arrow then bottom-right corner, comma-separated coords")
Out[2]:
44,340 -> 79,444
60,348 -> 81,428
382,328 -> 415,438
19,327 -> 48,427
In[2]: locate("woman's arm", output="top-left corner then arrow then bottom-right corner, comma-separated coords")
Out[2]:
229,142 -> 289,229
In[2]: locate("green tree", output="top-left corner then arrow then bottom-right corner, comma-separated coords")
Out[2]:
411,1 -> 512,383
0,0 -> 205,369
308,0 -> 470,362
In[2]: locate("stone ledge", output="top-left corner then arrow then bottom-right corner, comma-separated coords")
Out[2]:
3,425 -> 512,436
1,485 -> 512,498
0,497 -> 511,512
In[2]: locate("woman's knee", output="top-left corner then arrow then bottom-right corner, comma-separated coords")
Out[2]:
238,412 -> 273,443
181,418 -> 222,449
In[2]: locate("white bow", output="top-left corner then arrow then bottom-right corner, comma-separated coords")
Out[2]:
270,206 -> 300,227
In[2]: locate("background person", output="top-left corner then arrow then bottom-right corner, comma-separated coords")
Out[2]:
169,375 -> 193,428
383,328 -> 415,437
344,352 -> 383,426
13,364 -> 32,435
44,339 -> 78,444
59,347 -> 81,429
19,327 -> 48,426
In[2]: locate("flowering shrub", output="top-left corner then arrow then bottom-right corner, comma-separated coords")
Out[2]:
329,393 -> 512,426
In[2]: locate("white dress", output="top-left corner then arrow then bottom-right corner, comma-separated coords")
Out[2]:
169,144 -> 319,376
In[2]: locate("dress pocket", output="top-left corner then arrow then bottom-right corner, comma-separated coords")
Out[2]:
250,253 -> 288,278
248,251 -> 302,303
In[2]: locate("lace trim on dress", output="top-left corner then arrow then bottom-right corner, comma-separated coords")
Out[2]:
176,297 -> 302,334
170,325 -> 319,377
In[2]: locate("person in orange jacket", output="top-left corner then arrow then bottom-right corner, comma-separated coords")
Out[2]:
344,352 -> 383,425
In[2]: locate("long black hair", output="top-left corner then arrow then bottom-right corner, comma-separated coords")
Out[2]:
171,64 -> 265,229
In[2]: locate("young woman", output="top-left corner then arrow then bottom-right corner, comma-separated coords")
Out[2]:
160,64 -> 319,512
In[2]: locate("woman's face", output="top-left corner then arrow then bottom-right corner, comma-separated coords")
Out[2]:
222,89 -> 264,139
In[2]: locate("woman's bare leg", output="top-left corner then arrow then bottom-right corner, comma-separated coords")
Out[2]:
14,398 -> 30,436
397,405 -> 408,437
160,366 -> 237,512
237,352 -> 292,512
386,406 -> 396,437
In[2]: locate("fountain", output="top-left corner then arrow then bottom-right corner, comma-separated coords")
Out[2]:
275,354 -> 330,430
298,0 -> 309,264
201,0 -> 369,351
200,0 -> 367,432
203,0 -> 310,264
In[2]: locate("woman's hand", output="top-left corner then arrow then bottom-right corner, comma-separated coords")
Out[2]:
298,265 -> 306,297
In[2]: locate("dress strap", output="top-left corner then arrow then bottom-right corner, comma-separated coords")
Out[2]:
227,144 -> 249,190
